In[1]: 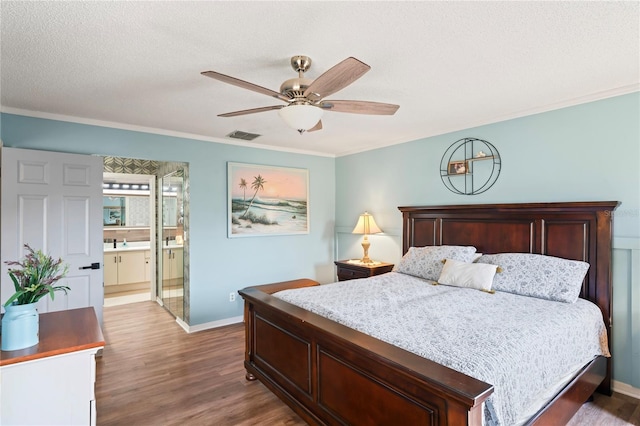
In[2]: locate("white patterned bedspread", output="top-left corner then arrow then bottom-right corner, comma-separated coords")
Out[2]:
273,272 -> 610,426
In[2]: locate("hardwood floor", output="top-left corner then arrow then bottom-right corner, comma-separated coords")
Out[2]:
567,393 -> 640,426
96,301 -> 640,426
96,301 -> 304,426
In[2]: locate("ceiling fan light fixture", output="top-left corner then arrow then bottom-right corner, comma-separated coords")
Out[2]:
278,104 -> 323,132
203,56 -> 397,133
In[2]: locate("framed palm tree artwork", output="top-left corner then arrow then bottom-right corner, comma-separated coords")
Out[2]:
228,162 -> 309,237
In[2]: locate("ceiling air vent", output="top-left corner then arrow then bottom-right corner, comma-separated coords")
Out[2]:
226,130 -> 261,141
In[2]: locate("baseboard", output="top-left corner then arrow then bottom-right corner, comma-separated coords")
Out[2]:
176,317 -> 190,333
177,315 -> 243,333
613,380 -> 640,399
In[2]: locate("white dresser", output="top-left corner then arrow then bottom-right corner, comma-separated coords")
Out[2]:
0,307 -> 105,425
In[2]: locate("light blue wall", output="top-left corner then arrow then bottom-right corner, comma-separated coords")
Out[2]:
336,92 -> 640,389
2,92 -> 638,389
0,114 -> 336,325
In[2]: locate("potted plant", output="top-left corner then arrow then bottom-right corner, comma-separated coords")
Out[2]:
2,244 -> 69,351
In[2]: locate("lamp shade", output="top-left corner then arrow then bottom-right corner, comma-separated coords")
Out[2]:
278,104 -> 324,131
352,212 -> 382,235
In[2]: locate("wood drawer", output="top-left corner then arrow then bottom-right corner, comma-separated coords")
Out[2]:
337,268 -> 370,281
334,260 -> 394,282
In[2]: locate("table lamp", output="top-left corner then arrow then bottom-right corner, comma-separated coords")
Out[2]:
352,212 -> 382,263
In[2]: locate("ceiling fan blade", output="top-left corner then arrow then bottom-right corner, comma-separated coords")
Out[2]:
319,100 -> 399,115
218,105 -> 284,117
303,57 -> 370,99
202,71 -> 290,102
307,120 -> 323,132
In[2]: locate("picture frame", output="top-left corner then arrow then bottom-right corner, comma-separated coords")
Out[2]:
448,160 -> 469,175
228,162 -> 309,237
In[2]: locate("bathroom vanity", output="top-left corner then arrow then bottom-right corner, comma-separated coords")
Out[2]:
103,243 -> 151,287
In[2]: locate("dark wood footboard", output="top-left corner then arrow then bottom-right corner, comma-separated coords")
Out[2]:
240,280 -> 494,426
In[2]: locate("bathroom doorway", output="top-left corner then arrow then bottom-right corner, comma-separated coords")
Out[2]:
102,172 -> 155,307
102,157 -> 190,325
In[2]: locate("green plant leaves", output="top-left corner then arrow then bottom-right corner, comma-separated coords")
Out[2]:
3,244 -> 70,307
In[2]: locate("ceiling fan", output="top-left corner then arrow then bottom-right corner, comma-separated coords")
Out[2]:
201,55 -> 399,134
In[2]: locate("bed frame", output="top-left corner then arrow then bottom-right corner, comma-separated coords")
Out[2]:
239,201 -> 619,425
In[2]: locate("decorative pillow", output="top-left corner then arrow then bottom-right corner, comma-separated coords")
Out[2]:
437,258 -> 498,292
393,245 -> 477,281
476,253 -> 589,303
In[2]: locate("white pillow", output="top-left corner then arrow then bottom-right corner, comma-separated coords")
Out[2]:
476,253 -> 589,303
393,245 -> 477,281
438,259 -> 498,292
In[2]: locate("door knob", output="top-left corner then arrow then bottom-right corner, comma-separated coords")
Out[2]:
79,262 -> 101,270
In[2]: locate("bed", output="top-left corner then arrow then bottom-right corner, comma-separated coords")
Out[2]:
238,201 -> 619,425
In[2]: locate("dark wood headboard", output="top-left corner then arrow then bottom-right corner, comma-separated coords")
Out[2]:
398,201 -> 619,393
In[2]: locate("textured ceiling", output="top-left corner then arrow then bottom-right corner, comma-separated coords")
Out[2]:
1,1 -> 638,157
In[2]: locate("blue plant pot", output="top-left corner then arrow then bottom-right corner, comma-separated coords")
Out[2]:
1,303 -> 39,351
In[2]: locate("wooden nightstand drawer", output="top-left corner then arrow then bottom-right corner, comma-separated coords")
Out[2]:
337,268 -> 370,281
334,260 -> 394,282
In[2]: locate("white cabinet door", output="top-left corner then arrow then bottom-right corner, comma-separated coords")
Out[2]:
104,251 -> 146,285
162,248 -> 183,279
117,251 -> 146,285
162,248 -> 171,281
174,248 -> 184,279
144,250 -> 151,282
1,349 -> 100,425
1,148 -> 104,323
103,254 -> 118,286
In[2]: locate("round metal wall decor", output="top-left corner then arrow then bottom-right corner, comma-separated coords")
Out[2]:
440,138 -> 501,195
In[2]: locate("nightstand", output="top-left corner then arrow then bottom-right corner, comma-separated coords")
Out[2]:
334,260 -> 394,281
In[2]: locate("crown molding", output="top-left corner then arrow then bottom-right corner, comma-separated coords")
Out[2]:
0,107 -> 335,158
3,83 -> 637,159
335,84 -> 640,157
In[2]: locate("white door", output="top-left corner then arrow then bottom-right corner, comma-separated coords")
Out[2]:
1,147 -> 104,324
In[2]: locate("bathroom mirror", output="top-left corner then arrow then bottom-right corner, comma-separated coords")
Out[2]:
103,195 -> 151,227
159,170 -> 184,319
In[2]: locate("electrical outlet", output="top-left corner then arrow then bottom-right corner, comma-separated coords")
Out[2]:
229,292 -> 236,302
